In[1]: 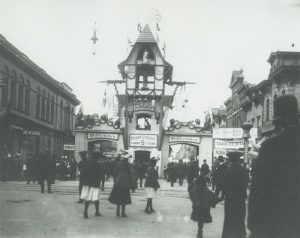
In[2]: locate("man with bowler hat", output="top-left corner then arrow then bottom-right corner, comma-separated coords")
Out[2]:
248,95 -> 300,238
222,150 -> 248,238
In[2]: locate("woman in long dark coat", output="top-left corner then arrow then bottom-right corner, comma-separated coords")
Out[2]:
144,158 -> 160,214
80,151 -> 103,219
109,154 -> 132,217
190,175 -> 217,238
221,151 -> 248,238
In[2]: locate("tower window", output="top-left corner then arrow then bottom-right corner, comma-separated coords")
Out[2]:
136,114 -> 151,130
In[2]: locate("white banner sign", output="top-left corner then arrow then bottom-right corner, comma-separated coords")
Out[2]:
214,148 -> 227,157
130,134 -> 157,147
169,136 -> 200,144
87,133 -> 118,140
64,144 -> 75,151
213,128 -> 243,139
214,139 -> 244,149
213,128 -> 258,139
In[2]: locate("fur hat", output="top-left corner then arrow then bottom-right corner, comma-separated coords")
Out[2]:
273,95 -> 300,121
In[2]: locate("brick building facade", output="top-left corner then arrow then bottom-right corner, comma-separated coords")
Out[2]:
224,51 -> 300,138
0,34 -> 80,158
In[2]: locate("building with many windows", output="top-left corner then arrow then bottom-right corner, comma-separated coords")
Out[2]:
224,51 -> 300,138
0,34 -> 80,158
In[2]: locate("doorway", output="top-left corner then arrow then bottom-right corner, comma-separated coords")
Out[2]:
134,150 -> 151,163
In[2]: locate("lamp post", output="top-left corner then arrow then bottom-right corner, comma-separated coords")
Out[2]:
242,121 -> 252,165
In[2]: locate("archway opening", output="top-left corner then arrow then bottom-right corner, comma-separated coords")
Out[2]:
88,140 -> 118,155
169,143 -> 199,163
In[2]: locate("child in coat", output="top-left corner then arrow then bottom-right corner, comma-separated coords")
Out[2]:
189,175 -> 218,238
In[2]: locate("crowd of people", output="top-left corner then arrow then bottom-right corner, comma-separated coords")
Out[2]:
1,95 -> 300,238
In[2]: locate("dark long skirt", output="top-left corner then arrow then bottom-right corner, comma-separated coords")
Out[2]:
222,198 -> 246,238
191,205 -> 212,223
109,186 -> 132,205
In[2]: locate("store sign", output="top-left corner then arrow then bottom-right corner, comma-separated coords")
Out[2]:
23,130 -> 40,136
87,133 -> 118,140
169,136 -> 200,144
64,144 -> 75,151
130,134 -> 157,147
133,100 -> 154,111
214,148 -> 227,157
214,139 -> 244,149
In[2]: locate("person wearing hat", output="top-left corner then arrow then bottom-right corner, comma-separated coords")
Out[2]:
221,150 -> 248,238
108,153 -> 132,217
80,151 -> 104,218
214,156 -> 227,199
77,151 -> 88,203
38,150 -> 53,194
248,95 -> 300,237
144,157 -> 160,214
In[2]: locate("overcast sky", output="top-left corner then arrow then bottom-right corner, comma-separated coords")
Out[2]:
1,0 -> 299,123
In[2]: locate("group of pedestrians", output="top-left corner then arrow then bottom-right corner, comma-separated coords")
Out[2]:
190,95 -> 300,238
0,147 -> 28,181
77,150 -> 160,219
165,157 -> 201,187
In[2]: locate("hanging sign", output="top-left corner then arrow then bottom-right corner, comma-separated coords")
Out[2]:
87,133 -> 118,140
214,148 -> 227,157
214,139 -> 244,149
64,144 -> 75,151
213,128 -> 243,139
213,128 -> 258,139
130,134 -> 158,147
169,136 -> 200,144
23,130 -> 40,136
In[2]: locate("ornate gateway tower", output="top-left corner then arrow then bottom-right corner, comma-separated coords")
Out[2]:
75,24 -> 213,175
116,24 -> 174,163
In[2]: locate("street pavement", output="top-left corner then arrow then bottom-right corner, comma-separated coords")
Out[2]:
0,179 -> 226,238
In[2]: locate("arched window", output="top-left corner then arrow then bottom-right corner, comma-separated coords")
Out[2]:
46,93 -> 50,121
18,76 -> 24,111
25,80 -> 30,114
1,66 -> 9,107
54,96 -> 58,126
60,100 -> 63,130
36,87 -> 41,118
51,95 -> 55,123
11,71 -> 17,108
71,108 -> 74,130
65,104 -> 70,130
266,99 -> 270,121
41,90 -> 46,120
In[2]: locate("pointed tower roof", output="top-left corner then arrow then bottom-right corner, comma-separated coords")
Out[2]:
136,24 -> 156,43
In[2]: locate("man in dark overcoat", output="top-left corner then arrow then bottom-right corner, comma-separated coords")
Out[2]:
38,150 -> 53,193
187,158 -> 200,185
222,151 -> 248,238
248,95 -> 300,238
214,156 -> 227,198
177,159 -> 186,186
